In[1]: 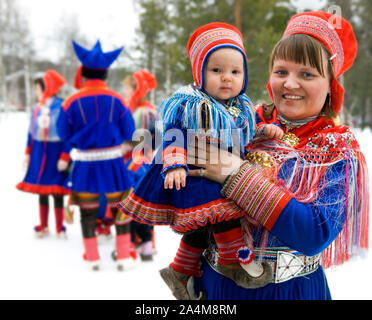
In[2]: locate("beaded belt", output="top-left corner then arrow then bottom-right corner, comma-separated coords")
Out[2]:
205,246 -> 321,285
253,247 -> 321,284
72,146 -> 123,162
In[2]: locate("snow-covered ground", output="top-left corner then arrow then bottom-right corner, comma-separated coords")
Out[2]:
0,111 -> 371,300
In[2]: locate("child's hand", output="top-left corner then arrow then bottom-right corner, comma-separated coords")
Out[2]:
164,167 -> 187,190
57,160 -> 69,172
23,155 -> 30,169
264,124 -> 284,139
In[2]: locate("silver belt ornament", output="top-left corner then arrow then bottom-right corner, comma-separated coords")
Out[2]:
266,250 -> 321,284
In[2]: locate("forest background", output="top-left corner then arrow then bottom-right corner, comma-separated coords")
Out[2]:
0,0 -> 370,128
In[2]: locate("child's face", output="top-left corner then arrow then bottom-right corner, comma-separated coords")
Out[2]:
203,47 -> 245,103
123,81 -> 135,102
35,83 -> 44,101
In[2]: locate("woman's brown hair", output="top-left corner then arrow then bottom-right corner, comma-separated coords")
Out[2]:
269,34 -> 336,119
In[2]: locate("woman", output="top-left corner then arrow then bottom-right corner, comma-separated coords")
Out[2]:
189,11 -> 369,300
17,70 -> 69,238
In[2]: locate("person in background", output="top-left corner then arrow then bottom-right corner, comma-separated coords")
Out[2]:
17,70 -> 69,239
189,11 -> 369,300
57,40 -> 136,271
120,69 -> 158,261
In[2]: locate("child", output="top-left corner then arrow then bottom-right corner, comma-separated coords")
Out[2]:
17,70 -> 69,238
118,23 -> 281,299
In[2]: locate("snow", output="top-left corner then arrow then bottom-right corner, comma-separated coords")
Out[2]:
0,112 -> 371,300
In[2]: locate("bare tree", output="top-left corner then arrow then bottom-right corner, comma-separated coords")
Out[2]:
0,0 -> 34,111
0,0 -> 8,109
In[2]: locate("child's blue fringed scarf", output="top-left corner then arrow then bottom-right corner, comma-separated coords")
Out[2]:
158,85 -> 256,150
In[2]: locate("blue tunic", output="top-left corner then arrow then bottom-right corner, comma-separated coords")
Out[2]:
57,80 -> 135,194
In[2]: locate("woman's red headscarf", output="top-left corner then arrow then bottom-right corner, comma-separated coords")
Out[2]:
267,11 -> 357,115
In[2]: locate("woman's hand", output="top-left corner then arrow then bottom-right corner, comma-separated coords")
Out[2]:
187,140 -> 242,184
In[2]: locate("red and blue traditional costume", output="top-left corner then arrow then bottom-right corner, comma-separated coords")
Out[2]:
17,70 -> 69,236
194,11 -> 369,300
57,40 -> 136,268
17,70 -> 69,196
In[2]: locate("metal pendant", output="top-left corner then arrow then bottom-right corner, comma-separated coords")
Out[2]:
227,106 -> 241,117
281,132 -> 299,147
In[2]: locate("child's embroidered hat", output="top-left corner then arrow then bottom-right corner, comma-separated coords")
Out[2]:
186,22 -> 248,95
267,11 -> 357,115
129,69 -> 157,112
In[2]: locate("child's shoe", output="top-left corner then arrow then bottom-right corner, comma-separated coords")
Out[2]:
216,260 -> 272,289
56,226 -> 67,239
159,267 -> 191,300
34,225 -> 49,238
83,253 -> 100,271
140,241 -> 153,261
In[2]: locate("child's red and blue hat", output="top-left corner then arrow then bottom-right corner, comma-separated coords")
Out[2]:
186,22 -> 248,95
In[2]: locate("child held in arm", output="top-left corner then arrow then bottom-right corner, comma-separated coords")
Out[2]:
118,23 -> 283,299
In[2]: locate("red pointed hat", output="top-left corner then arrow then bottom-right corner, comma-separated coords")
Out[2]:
186,22 -> 248,95
129,69 -> 157,112
267,11 -> 357,115
41,70 -> 66,103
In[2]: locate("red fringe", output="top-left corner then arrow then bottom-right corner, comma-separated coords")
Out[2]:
16,182 -> 70,195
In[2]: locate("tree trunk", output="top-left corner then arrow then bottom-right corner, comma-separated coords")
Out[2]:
234,0 -> 242,30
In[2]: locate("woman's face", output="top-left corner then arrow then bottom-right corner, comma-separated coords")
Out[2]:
269,57 -> 331,120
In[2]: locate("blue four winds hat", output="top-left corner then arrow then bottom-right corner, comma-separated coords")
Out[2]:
72,40 -> 123,70
72,40 -> 124,88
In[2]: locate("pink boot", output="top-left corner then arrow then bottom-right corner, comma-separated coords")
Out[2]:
115,234 -> 138,271
83,237 -> 100,271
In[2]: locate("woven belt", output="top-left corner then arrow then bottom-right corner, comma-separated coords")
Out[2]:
253,247 -> 321,284
72,146 -> 123,162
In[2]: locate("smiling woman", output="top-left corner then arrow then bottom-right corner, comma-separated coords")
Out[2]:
191,11 -> 369,301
